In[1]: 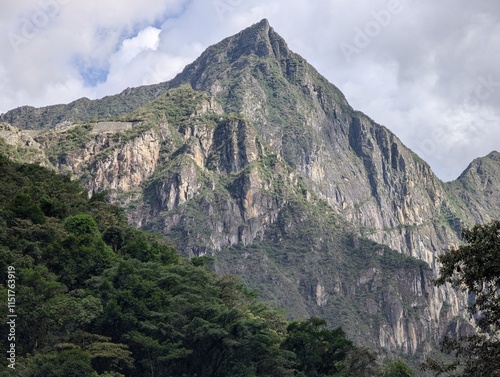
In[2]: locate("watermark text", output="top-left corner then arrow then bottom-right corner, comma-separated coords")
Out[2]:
340,0 -> 411,62
8,0 -> 72,53
6,266 -> 16,370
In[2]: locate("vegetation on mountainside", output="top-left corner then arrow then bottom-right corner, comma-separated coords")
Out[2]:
0,156 -> 414,376
423,221 -> 500,376
43,123 -> 94,165
0,82 -> 172,130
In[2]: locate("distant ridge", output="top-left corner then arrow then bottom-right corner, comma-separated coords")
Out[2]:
0,81 -> 171,129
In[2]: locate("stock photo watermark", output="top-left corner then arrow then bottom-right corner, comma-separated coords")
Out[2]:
8,0 -> 71,53
463,74 -> 500,112
212,0 -> 243,21
415,74 -> 500,159
340,0 -> 413,63
6,266 -> 17,370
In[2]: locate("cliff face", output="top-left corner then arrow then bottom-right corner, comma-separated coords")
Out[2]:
1,19 -> 498,359
167,19 -> 465,267
0,123 -> 50,166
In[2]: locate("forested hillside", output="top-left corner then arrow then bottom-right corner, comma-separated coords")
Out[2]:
0,156 -> 414,376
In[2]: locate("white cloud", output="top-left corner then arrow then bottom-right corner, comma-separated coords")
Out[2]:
91,26 -> 163,95
0,0 -> 499,181
0,0 -> 188,111
112,26 -> 161,65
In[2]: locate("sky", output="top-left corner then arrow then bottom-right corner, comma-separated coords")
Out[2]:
1,0 -> 499,181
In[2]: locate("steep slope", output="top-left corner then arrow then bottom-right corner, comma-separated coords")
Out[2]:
167,19 -> 465,266
447,151 -> 500,225
0,19 -> 498,360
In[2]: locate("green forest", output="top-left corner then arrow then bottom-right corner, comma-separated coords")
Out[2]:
0,156 -> 413,376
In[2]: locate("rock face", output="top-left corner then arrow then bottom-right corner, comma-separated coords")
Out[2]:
1,19 -> 498,360
28,121 -> 161,194
169,19 -> 463,266
448,151 -> 500,224
0,123 -> 50,166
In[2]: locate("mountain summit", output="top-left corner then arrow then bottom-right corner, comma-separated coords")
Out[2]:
191,18 -> 285,61
1,20 -> 499,359
170,18 -> 301,87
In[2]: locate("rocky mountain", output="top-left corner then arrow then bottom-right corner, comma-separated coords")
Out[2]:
447,151 -> 500,224
1,19 -> 499,364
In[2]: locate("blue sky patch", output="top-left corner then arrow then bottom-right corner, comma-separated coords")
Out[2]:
72,56 -> 109,87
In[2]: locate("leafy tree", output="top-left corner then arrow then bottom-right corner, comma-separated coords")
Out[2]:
64,214 -> 100,236
120,228 -> 178,263
40,195 -> 68,218
29,348 -> 97,377
382,359 -> 414,377
7,193 -> 46,224
77,333 -> 135,375
46,214 -> 115,288
343,347 -> 382,377
282,317 -> 354,376
423,221 -> 500,376
13,265 -> 68,354
88,192 -> 128,231
436,221 -> 500,335
103,225 -> 125,253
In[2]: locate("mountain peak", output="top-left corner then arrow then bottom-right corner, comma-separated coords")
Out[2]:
449,150 -> 500,223
253,18 -> 271,31
169,18 -> 291,89
248,18 -> 273,40
486,150 -> 500,159
234,18 -> 272,46
459,150 -> 500,179
233,18 -> 289,59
